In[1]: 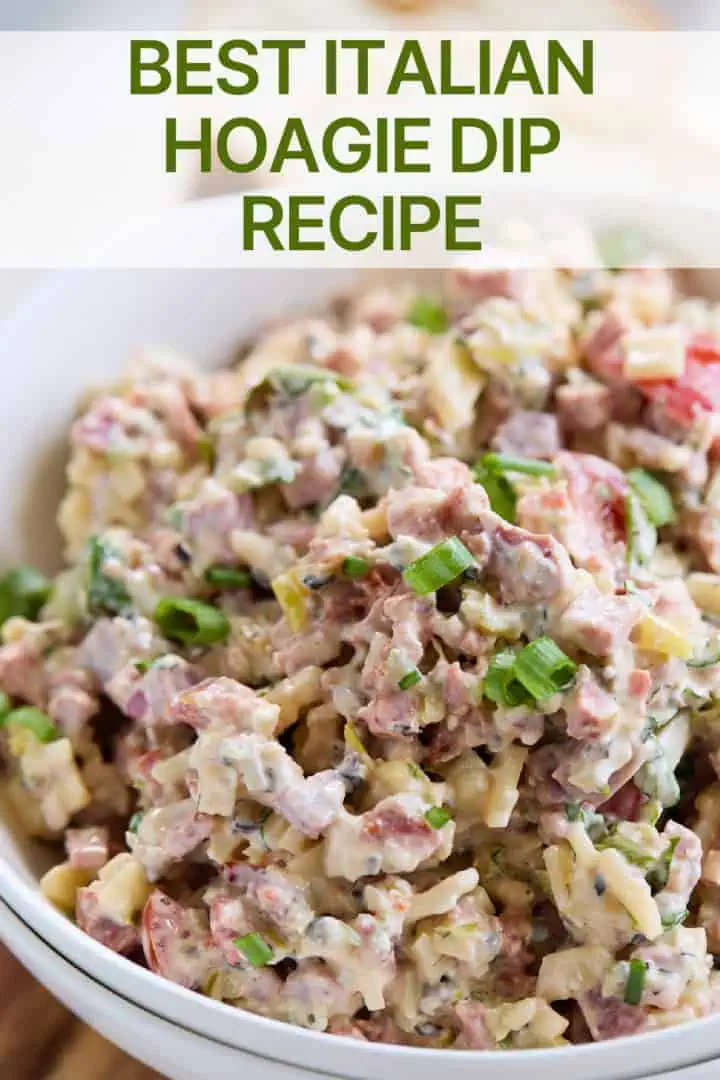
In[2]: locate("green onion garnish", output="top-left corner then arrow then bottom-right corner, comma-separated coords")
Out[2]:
268,365 -> 351,398
483,651 -> 532,707
197,434 -> 215,469
627,469 -> 675,527
687,635 -> 720,669
0,690 -> 11,723
2,706 -> 58,743
204,566 -> 252,590
480,453 -> 557,478
0,565 -> 51,628
398,668 -> 422,691
513,637 -> 577,702
660,909 -> 688,929
342,556 -> 370,579
596,833 -> 655,870
233,932 -> 273,968
134,659 -> 153,674
128,811 -> 143,834
154,597 -> 230,647
87,537 -> 132,617
407,296 -> 449,335
473,462 -> 517,522
403,538 -> 473,595
646,837 -> 679,893
623,959 -> 647,1006
424,806 -> 452,829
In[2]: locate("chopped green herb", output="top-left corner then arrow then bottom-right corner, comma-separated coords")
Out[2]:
480,453 -> 557,478
623,959 -> 647,1006
0,690 -> 11,723
513,637 -> 577,702
233,932 -> 273,968
0,565 -> 51,628
425,806 -> 452,829
647,837 -> 679,892
660,909 -> 688,929
596,833 -> 655,870
407,296 -> 449,335
134,659 -> 153,674
625,493 -> 657,570
2,706 -> 58,743
473,462 -> 517,522
627,469 -> 675,527
204,565 -> 252,590
484,650 -> 532,708
687,635 -> 720,669
87,537 -> 132,617
342,556 -> 370,579
128,811 -> 143,834
268,364 -> 351,398
565,802 -> 582,822
403,538 -> 474,595
154,597 -> 230,647
398,668 -> 422,691
339,465 -> 366,497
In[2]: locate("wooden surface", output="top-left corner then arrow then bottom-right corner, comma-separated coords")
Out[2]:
0,942 -> 161,1080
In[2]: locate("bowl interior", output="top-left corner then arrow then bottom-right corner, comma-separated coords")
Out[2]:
3,191 -> 720,1079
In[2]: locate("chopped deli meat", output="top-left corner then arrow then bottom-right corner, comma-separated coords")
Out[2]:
11,253 -> 720,1050
65,826 -> 109,871
491,410 -> 560,460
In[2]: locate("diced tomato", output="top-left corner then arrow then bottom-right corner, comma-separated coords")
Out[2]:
642,336 -> 720,429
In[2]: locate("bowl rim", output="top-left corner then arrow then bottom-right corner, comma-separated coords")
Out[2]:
1,190 -> 720,1077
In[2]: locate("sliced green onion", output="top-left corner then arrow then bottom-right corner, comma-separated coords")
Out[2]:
407,296 -> 449,335
424,806 -> 452,829
2,706 -> 59,743
596,833 -> 655,870
625,493 -> 657,570
473,462 -> 517,522
565,802 -> 582,822
480,453 -> 557,478
513,637 -> 577,702
661,909 -> 688,929
398,668 -> 422,691
154,597 -> 230,647
403,538 -> 473,595
197,434 -> 215,469
234,932 -> 273,968
483,651 -> 532,708
624,959 -> 647,1006
128,811 -> 143,834
0,565 -> 52,628
204,565 -> 252,589
87,537 -> 132,617
646,837 -> 679,893
134,658 -> 154,674
342,556 -> 370,579
268,364 -> 351,398
627,469 -> 675,527
0,690 -> 11,722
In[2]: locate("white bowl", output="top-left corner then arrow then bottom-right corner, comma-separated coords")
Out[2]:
3,190 -> 720,1080
0,896 -> 306,1080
